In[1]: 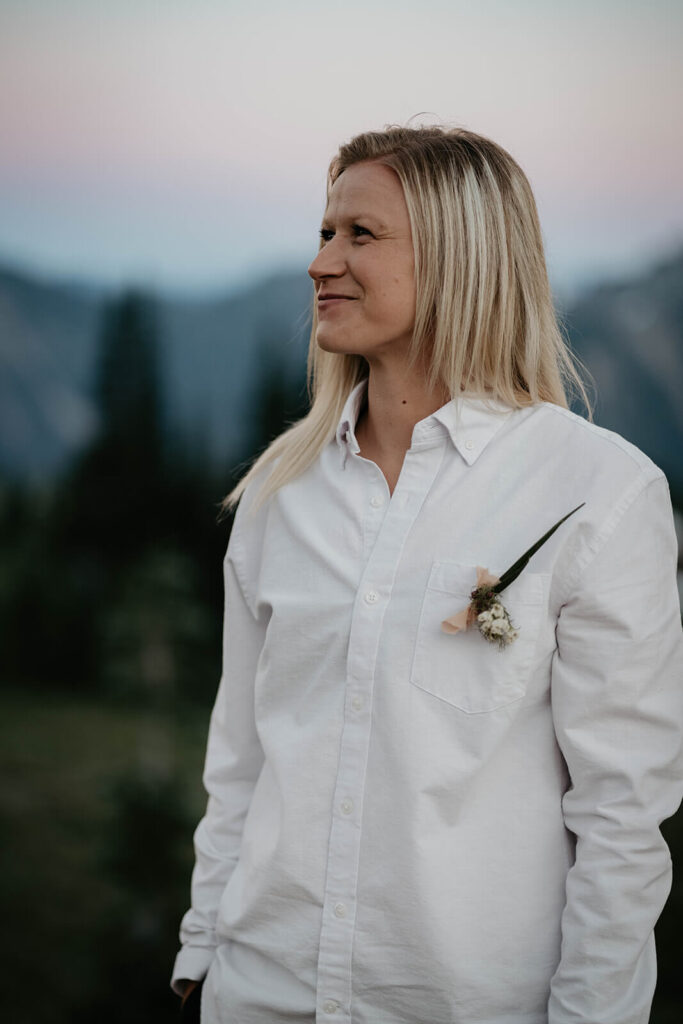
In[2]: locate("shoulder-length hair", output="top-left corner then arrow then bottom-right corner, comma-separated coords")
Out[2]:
220,123 -> 591,516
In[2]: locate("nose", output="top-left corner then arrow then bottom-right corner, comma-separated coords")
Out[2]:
308,238 -> 346,282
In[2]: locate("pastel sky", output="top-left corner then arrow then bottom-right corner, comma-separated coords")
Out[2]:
0,0 -> 681,302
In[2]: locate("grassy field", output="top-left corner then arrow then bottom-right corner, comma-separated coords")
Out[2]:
0,688 -> 209,1024
2,688 -> 682,1022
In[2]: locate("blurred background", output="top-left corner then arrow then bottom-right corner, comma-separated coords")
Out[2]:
1,1 -> 681,1021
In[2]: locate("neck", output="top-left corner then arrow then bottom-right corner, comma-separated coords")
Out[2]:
356,362 -> 451,458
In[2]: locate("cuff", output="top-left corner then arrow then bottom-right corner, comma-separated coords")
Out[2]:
170,945 -> 216,997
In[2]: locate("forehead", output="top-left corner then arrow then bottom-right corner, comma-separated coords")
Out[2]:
323,161 -> 407,226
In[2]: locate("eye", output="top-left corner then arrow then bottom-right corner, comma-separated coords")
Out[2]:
318,224 -> 373,244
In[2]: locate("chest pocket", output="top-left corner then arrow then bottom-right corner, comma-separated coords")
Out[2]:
410,561 -> 547,714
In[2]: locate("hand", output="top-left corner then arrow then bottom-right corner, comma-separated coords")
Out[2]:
180,980 -> 200,1007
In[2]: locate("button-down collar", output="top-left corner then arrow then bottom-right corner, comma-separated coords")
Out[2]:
335,378 -> 515,469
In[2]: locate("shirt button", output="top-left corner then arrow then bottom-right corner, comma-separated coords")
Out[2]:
334,902 -> 347,918
352,696 -> 363,711
364,590 -> 378,604
341,798 -> 353,815
370,495 -> 384,507
465,439 -> 475,450
323,1000 -> 338,1014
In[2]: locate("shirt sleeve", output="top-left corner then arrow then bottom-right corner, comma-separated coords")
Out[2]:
548,470 -> 683,1023
170,502 -> 268,996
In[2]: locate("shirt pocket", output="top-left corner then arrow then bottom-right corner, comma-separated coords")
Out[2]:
410,561 -> 547,714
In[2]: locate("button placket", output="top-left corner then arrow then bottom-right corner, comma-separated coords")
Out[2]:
360,461 -> 390,559
315,441 -> 446,1022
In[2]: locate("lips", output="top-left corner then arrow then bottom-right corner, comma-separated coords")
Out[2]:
317,294 -> 355,314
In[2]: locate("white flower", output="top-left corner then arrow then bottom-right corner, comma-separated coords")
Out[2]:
475,599 -> 519,649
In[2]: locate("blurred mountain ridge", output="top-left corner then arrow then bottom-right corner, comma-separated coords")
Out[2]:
0,247 -> 681,500
559,246 -> 683,499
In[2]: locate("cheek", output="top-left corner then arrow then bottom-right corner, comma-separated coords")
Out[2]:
357,250 -> 416,329
379,273 -> 416,325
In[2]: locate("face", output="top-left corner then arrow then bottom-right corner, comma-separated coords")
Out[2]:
307,160 -> 416,362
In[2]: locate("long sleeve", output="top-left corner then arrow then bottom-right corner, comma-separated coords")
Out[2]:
548,469 -> 683,1023
170,506 -> 268,995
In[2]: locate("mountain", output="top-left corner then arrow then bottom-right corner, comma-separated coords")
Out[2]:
0,265 -> 104,482
561,247 -> 683,503
0,265 -> 313,483
157,272 -> 312,468
0,249 -> 681,501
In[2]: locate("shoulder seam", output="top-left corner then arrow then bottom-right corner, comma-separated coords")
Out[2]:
560,465 -> 666,601
538,403 -> 657,473
225,497 -> 258,616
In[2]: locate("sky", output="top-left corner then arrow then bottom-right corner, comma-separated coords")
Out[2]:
0,0 -> 682,303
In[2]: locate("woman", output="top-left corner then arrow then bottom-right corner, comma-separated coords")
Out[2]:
171,125 -> 683,1023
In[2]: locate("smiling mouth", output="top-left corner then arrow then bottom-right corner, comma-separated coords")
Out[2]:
318,298 -> 354,315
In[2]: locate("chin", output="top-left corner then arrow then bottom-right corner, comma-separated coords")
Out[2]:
315,328 -> 365,357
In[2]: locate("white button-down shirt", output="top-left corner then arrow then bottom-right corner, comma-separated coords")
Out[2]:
171,380 -> 683,1024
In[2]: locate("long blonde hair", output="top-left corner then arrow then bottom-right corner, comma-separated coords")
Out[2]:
220,123 -> 592,517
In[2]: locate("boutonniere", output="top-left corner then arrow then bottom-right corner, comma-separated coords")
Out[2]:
441,502 -> 585,649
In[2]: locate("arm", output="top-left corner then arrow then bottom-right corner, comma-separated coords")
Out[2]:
170,508 -> 268,996
548,471 -> 683,1024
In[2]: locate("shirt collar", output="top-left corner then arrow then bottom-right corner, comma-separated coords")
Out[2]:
335,378 -> 515,469
335,380 -> 366,464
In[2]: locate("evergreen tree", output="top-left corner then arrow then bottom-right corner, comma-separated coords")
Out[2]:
66,289 -> 168,560
35,289 -> 172,690
247,326 -> 310,460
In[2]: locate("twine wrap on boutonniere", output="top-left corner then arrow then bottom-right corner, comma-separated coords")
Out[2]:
441,502 -> 585,650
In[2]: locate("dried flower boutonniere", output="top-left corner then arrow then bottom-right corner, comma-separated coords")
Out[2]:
441,502 -> 585,649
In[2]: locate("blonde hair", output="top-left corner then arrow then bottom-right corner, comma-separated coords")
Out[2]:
220,123 -> 592,517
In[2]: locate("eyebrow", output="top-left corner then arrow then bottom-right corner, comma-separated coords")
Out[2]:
320,212 -> 388,231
